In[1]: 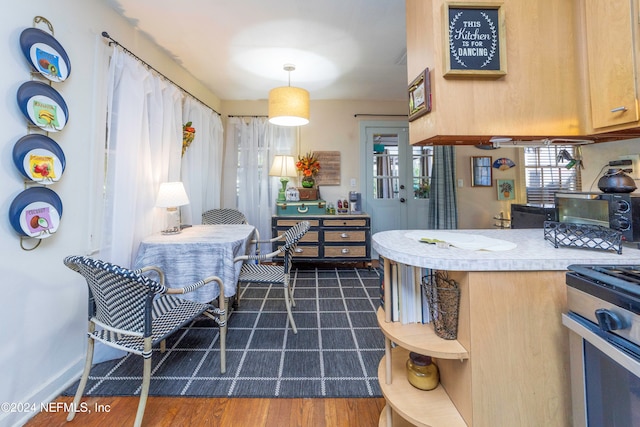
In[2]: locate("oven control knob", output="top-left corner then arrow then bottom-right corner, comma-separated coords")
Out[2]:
611,218 -> 630,231
616,200 -> 631,213
595,308 -> 627,332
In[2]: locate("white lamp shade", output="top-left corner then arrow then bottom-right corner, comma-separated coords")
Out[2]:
269,155 -> 298,177
268,86 -> 310,126
156,182 -> 190,207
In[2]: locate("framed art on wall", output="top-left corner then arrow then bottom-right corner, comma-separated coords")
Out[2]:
408,68 -> 431,121
443,2 -> 507,77
497,179 -> 515,200
471,156 -> 492,187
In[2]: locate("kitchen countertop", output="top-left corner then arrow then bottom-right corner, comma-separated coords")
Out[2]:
373,228 -> 640,271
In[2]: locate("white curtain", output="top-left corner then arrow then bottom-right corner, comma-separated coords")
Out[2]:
227,117 -> 295,251
101,48 -> 183,267
181,97 -> 224,225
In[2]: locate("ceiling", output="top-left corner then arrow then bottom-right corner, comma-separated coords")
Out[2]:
103,0 -> 408,103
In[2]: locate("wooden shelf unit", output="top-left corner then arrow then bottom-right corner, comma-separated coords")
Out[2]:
375,255 -> 571,426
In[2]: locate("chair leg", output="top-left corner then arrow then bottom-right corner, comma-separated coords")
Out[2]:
219,290 -> 227,374
134,338 -> 153,427
283,287 -> 298,334
67,331 -> 95,422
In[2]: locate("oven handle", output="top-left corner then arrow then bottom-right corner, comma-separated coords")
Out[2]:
562,312 -> 640,377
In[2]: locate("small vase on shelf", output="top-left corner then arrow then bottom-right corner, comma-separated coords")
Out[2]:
301,176 -> 315,188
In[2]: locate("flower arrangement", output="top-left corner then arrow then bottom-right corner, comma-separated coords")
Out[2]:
296,152 -> 320,177
182,121 -> 195,156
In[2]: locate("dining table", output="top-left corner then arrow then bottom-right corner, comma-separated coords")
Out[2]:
133,224 -> 256,303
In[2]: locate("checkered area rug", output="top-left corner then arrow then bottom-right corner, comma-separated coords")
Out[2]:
63,267 -> 384,398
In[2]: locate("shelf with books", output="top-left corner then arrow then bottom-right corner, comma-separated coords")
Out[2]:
376,308 -> 468,360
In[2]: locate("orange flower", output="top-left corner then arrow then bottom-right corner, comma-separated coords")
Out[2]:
296,152 -> 320,177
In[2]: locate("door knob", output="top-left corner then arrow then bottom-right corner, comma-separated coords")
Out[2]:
400,184 -> 405,189
400,198 -> 406,203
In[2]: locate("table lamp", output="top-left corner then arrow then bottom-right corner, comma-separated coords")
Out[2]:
156,182 -> 190,234
269,155 -> 297,201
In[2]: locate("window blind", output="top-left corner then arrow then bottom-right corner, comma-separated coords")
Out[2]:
524,146 -> 581,204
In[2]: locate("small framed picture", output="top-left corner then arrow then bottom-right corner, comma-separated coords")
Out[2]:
471,156 -> 492,187
408,68 -> 431,121
497,179 -> 515,200
443,2 -> 507,77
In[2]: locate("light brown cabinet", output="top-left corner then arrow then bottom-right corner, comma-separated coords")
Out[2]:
579,0 -> 639,132
376,258 -> 571,426
405,0 -> 582,146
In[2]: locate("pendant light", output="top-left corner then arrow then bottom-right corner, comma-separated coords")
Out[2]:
268,64 -> 310,126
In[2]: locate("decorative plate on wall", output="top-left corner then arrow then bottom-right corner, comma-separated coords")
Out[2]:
19,27 -> 71,82
9,187 -> 63,238
12,134 -> 66,183
16,81 -> 69,132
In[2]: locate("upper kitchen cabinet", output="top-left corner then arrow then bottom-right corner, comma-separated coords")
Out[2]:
406,0 -> 583,145
577,0 -> 639,133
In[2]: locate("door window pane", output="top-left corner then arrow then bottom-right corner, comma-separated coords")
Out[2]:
373,135 -> 399,199
413,146 -> 433,199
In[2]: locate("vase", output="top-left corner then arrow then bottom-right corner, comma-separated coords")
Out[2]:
301,176 -> 315,188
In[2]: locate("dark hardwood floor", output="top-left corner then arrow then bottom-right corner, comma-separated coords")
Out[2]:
25,396 -> 386,426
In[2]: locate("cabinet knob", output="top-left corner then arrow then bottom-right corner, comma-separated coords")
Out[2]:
341,248 -> 350,254
295,248 -> 304,253
611,106 -> 628,113
341,233 -> 349,238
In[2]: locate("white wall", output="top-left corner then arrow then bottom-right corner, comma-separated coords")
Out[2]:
220,99 -> 408,208
0,2 -> 220,426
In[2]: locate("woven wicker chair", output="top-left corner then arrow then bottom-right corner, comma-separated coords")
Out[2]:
202,208 -> 248,225
233,221 -> 310,334
63,255 -> 227,427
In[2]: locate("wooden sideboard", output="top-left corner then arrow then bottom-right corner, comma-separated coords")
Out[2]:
271,214 -> 371,265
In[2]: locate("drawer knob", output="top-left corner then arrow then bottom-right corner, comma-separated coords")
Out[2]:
295,248 -> 304,253
341,233 -> 349,238
341,248 -> 350,254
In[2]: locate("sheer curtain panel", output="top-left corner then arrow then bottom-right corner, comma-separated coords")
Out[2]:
181,97 -> 224,225
101,47 -> 182,267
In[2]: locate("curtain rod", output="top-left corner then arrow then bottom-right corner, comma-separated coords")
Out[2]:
227,115 -> 268,118
101,31 -> 221,116
354,113 -> 408,117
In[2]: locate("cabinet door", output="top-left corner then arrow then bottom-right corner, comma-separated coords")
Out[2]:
585,0 -> 638,129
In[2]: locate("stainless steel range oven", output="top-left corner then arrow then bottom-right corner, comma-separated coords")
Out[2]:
562,265 -> 640,427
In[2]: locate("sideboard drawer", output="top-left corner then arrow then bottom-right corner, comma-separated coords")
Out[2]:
324,246 -> 367,258
276,230 -> 319,243
324,230 -> 366,242
275,219 -> 320,227
293,245 -> 319,258
323,219 -> 367,227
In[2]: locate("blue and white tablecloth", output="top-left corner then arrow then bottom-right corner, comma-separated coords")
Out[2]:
133,224 -> 256,303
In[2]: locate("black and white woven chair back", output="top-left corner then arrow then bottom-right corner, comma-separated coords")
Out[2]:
281,221 -> 310,272
64,255 -> 165,335
202,209 -> 248,225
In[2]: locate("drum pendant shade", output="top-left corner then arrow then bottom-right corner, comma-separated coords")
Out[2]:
268,64 -> 310,126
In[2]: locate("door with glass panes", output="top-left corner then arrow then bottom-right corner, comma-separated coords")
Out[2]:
360,122 -> 431,242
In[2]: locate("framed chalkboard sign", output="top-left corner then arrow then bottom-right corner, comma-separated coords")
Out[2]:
443,2 -> 507,77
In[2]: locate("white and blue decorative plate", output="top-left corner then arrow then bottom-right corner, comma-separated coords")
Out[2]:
19,27 -> 71,82
9,187 -> 63,238
12,134 -> 66,183
17,81 -> 69,132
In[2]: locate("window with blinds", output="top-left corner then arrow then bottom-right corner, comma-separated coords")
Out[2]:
524,146 -> 581,204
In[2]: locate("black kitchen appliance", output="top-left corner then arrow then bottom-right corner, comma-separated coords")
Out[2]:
555,192 -> 640,242
563,264 -> 640,426
510,204 -> 556,228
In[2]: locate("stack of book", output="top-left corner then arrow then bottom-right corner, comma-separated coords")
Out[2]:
379,256 -> 430,324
